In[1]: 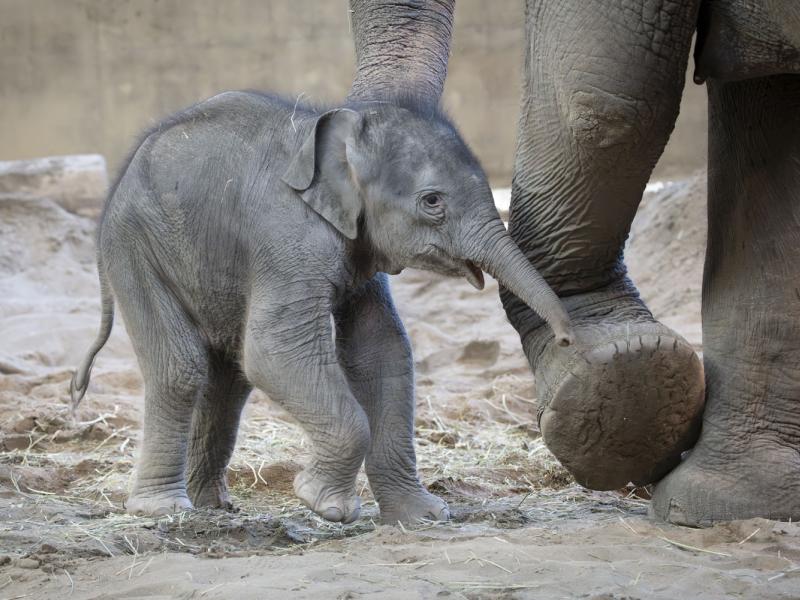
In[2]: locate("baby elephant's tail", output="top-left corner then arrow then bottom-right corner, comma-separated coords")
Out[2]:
70,264 -> 115,409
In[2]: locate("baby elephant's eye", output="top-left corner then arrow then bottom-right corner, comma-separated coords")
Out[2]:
422,193 -> 442,207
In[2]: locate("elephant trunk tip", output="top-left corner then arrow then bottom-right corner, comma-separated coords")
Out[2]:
463,219 -> 574,348
542,305 -> 574,348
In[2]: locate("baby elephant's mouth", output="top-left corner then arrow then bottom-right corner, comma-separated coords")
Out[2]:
463,260 -> 485,290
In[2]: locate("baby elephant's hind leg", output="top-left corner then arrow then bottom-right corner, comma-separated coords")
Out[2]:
186,353 -> 252,509
111,264 -> 208,516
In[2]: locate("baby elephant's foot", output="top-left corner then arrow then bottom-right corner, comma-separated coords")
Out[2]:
126,490 -> 193,516
294,468 -> 361,524
378,487 -> 449,525
188,478 -> 234,510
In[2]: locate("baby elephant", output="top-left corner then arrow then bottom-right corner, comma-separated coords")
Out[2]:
72,91 -> 572,524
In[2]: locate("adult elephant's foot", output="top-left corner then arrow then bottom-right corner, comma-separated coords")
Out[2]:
294,466 -> 361,524
649,73 -> 800,526
376,486 -> 450,525
126,489 -> 193,516
651,433 -> 800,526
514,285 -> 706,490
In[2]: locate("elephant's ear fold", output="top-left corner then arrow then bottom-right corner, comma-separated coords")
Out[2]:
282,108 -> 365,240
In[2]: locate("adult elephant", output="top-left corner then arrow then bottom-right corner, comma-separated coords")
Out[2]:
346,0 -> 800,526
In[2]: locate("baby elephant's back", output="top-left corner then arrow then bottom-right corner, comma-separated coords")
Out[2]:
99,91 -> 294,347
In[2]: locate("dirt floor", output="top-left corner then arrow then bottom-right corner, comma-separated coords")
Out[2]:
2,175 -> 799,599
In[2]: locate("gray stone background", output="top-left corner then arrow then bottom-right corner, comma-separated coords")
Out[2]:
0,0 -> 707,184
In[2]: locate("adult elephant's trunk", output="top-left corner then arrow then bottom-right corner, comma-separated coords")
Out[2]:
461,219 -> 573,347
347,0 -> 454,104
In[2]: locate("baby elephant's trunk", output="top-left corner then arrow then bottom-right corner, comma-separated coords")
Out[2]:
467,220 -> 573,347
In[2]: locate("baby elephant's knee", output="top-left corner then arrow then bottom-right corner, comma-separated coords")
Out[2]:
336,407 -> 371,461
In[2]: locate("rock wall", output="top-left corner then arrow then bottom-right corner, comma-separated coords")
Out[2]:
0,155 -> 107,216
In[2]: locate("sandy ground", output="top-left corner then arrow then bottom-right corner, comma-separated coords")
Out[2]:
1,175 -> 799,599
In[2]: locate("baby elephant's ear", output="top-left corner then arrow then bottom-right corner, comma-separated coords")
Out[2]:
282,108 -> 364,240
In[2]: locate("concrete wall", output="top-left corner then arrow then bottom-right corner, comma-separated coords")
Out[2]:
0,0 -> 705,184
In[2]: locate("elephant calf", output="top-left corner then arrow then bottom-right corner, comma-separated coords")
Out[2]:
71,91 -> 572,524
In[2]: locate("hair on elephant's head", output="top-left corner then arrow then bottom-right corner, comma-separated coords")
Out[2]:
282,99 -> 573,346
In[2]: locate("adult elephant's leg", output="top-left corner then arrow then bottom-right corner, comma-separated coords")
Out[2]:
503,0 -> 705,489
652,75 -> 800,525
334,274 -> 449,524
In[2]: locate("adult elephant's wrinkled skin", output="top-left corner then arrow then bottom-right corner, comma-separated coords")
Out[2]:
71,92 -> 572,524
345,0 -> 800,526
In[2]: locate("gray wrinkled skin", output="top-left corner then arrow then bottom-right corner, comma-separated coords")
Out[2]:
346,0 -> 800,526
71,91 -> 571,523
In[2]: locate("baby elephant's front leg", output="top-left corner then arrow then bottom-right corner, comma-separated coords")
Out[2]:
336,275 -> 449,524
244,298 -> 370,524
